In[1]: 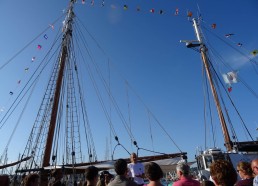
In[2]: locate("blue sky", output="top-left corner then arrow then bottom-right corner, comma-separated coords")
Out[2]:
0,0 -> 258,165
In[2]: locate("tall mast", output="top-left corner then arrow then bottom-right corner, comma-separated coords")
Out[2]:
42,0 -> 75,168
191,18 -> 232,151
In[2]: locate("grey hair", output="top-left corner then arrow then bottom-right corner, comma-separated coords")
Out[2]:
176,163 -> 190,176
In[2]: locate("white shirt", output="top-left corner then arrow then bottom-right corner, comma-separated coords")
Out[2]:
254,175 -> 258,186
128,162 -> 144,185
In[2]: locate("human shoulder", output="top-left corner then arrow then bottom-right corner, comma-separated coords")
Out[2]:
192,179 -> 200,186
172,179 -> 183,186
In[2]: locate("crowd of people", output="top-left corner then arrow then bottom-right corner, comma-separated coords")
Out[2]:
1,154 -> 258,186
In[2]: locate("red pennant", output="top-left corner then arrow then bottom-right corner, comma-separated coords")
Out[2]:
228,87 -> 232,92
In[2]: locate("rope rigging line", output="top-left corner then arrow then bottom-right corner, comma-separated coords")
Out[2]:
123,82 -> 183,152
69,37 -> 89,162
202,65 -> 208,149
111,143 -> 131,160
0,79 -> 39,163
11,31 -> 65,169
73,23 -> 118,138
208,57 -> 254,141
201,26 -> 258,99
209,61 -> 239,143
74,20 -> 165,156
73,43 -> 135,159
0,31 -> 63,130
74,22 -> 139,144
215,70 -> 242,143
202,64 -> 216,149
75,16 -> 182,153
137,147 -> 172,156
108,59 -> 114,160
74,58 -> 99,162
76,14 -> 183,152
125,81 -> 133,149
147,110 -> 155,156
202,25 -> 258,74
0,13 -> 66,71
73,22 -> 141,160
77,36 -> 138,144
76,19 -> 138,142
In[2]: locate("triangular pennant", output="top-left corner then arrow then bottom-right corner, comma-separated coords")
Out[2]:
211,23 -> 216,29
228,86 -> 232,92
251,50 -> 258,56
187,11 -> 193,17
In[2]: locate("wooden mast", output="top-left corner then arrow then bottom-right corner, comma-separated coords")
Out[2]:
40,1 -> 75,184
192,18 -> 232,151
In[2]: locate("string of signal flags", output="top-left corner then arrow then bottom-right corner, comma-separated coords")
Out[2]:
79,0 -> 258,56
81,0 -> 195,18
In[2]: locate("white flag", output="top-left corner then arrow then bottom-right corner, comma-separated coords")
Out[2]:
222,71 -> 238,84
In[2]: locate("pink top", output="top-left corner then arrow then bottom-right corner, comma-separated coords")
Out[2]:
173,177 -> 200,186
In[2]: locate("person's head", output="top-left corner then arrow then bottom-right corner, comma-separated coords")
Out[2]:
236,161 -> 253,179
251,158 -> 258,176
130,153 -> 137,163
176,163 -> 190,178
24,173 -> 39,186
145,162 -> 163,181
210,160 -> 237,186
114,159 -> 128,176
85,166 -> 99,185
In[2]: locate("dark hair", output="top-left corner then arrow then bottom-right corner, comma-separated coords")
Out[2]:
201,180 -> 215,186
24,173 -> 39,186
210,160 -> 237,186
86,166 -> 99,181
145,162 -> 163,181
114,159 -> 127,175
